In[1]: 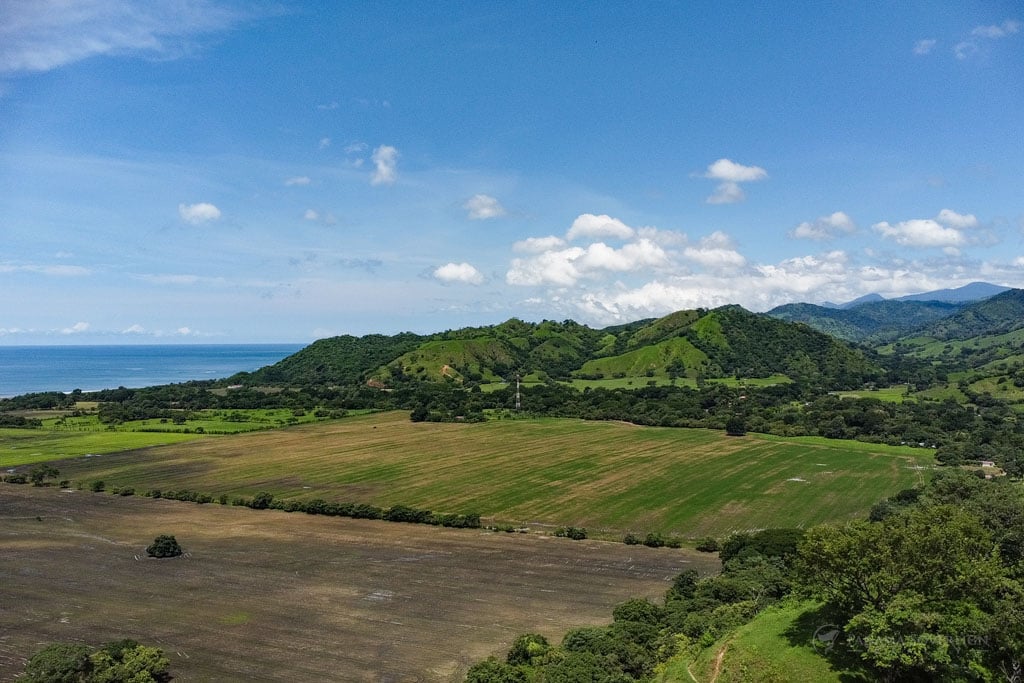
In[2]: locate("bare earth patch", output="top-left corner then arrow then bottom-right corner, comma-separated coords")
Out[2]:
0,486 -> 717,682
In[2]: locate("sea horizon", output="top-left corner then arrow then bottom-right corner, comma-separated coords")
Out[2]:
0,343 -> 305,398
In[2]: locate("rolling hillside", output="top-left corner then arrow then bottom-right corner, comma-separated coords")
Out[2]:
231,306 -> 884,390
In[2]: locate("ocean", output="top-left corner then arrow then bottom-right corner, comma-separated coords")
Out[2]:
0,344 -> 305,398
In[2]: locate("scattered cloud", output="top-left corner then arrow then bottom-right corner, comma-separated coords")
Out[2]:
706,181 -> 745,205
433,262 -> 485,285
971,19 -> 1021,39
704,158 -> 769,183
513,236 -> 566,253
701,159 -> 768,204
284,176 -> 311,186
936,208 -> 979,230
316,101 -> 339,110
0,0 -> 256,74
122,324 -> 146,334
873,219 -> 964,247
370,145 -> 399,185
463,194 -> 507,220
0,262 -> 90,276
567,213 -> 635,241
682,232 -> 746,269
176,326 -> 193,335
956,19 -> 1021,59
790,211 -> 857,240
61,321 -> 90,335
344,142 -> 368,154
873,209 -> 982,248
507,239 -> 669,287
913,39 -> 937,55
178,202 -> 221,224
302,209 -> 337,225
319,137 -> 331,149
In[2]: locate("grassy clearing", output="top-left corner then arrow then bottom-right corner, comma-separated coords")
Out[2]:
679,600 -> 864,682
0,429 -> 203,467
41,412 -> 933,538
833,384 -> 912,403
0,486 -> 711,681
479,374 -> 792,393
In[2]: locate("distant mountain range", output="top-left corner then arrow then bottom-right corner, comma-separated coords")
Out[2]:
768,283 -> 1016,343
821,282 -> 1009,309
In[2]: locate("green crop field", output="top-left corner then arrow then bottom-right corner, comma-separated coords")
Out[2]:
0,428 -> 203,467
32,411 -> 934,538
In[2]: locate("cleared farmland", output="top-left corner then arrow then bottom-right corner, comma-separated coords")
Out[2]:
44,411 -> 933,538
0,485 -> 714,682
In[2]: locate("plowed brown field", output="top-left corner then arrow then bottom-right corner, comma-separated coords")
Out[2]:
0,486 -> 718,682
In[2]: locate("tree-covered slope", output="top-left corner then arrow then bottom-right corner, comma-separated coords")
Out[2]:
916,288 -> 1024,340
233,332 -> 425,386
765,299 -> 966,343
232,308 -> 884,390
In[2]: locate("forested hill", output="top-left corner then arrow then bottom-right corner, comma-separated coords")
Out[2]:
915,288 -> 1024,340
231,305 -> 883,390
765,299 -> 967,343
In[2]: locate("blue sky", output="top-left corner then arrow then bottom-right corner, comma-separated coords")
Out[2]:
1,1 -> 1022,344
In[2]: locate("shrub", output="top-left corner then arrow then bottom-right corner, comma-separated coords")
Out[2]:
90,480 -> 105,492
146,534 -> 183,559
4,474 -> 28,484
21,643 -> 92,683
643,533 -> 665,548
555,526 -> 587,540
623,533 -> 641,545
250,491 -> 274,510
695,537 -> 720,552
118,487 -> 135,497
506,633 -> 550,666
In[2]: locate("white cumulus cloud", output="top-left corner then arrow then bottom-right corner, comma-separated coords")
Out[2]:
178,202 -> 221,224
790,211 -> 857,240
936,208 -> 979,230
702,159 -> 768,205
463,194 -> 506,220
873,209 -> 980,248
566,213 -> 636,241
370,145 -> 399,185
284,176 -> 311,186
682,232 -> 746,269
704,158 -> 769,183
433,262 -> 485,285
873,219 -> 965,247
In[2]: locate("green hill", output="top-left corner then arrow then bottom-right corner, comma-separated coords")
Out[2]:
917,288 -> 1024,340
232,307 -> 884,390
766,299 -> 966,343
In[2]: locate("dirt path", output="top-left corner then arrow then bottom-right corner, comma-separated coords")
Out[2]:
709,636 -> 734,683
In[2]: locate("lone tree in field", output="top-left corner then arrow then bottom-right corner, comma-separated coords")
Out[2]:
146,535 -> 183,558
30,464 -> 59,486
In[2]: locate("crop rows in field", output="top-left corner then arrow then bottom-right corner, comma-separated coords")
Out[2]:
47,411 -> 933,538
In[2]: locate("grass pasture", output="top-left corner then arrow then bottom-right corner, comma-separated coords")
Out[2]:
40,412 -> 933,538
677,600 -> 861,683
0,486 -> 712,681
0,428 -> 203,467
